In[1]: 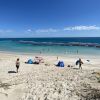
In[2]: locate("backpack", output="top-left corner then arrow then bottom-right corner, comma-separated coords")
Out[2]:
76,60 -> 79,65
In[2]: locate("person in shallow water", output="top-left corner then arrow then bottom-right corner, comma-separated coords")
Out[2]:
77,50 -> 78,54
16,58 -> 20,73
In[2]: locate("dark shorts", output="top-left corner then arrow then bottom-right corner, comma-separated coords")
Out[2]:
79,64 -> 81,67
16,65 -> 19,69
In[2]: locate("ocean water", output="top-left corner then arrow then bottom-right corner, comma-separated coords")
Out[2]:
0,37 -> 100,56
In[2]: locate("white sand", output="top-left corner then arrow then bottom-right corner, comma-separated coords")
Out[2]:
0,52 -> 100,100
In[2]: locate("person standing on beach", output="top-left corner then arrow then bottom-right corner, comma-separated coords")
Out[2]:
79,58 -> 83,69
16,58 -> 20,73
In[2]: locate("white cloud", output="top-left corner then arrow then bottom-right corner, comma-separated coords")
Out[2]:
5,30 -> 13,32
64,25 -> 100,31
0,29 -> 13,33
36,28 -> 58,33
27,29 -> 32,32
25,25 -> 100,34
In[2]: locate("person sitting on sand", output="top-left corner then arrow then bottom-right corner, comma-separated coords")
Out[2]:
35,56 -> 44,63
25,59 -> 40,64
16,58 -> 20,73
78,58 -> 83,69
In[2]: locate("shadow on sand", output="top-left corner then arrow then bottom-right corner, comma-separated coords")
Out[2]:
72,68 -> 79,70
8,71 -> 16,73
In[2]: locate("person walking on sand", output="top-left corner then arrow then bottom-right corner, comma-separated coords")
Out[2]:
79,58 -> 83,69
16,58 -> 20,73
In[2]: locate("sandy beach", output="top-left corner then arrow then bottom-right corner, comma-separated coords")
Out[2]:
0,52 -> 100,100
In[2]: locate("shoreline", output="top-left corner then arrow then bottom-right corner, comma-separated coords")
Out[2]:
0,50 -> 100,59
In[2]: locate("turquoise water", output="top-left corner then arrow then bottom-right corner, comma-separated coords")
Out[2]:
0,38 -> 100,56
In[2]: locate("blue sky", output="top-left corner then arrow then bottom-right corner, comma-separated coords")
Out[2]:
0,0 -> 100,37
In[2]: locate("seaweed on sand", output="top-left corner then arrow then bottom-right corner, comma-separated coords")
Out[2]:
0,81 -> 11,90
